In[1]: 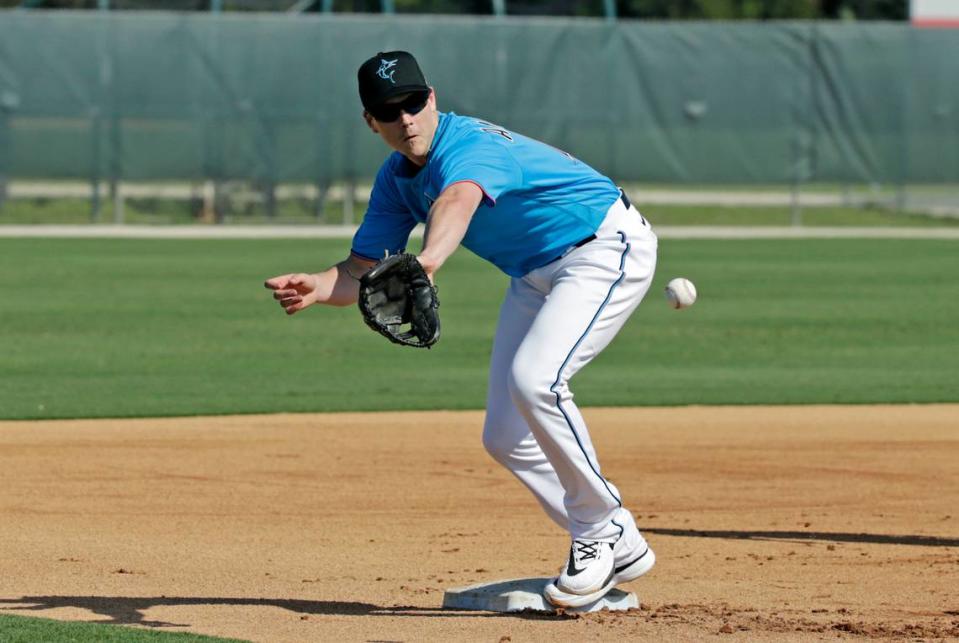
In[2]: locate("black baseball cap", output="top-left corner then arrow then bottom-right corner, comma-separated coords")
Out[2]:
357,51 -> 430,111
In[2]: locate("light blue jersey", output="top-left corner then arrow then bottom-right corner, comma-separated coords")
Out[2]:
352,112 -> 621,278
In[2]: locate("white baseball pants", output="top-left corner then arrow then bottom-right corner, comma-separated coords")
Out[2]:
482,195 -> 657,542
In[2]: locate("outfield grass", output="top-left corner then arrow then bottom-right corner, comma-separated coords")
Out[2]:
0,197 -> 355,225
3,197 -> 959,227
0,237 -> 957,420
641,204 -> 959,227
0,614 -> 246,642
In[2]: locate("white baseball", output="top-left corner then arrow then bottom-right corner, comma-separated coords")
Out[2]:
665,277 -> 697,309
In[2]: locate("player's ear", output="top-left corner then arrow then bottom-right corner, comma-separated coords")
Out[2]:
363,111 -> 378,133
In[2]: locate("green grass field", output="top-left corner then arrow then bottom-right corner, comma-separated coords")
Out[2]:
0,614 -> 245,642
1,236 -> 957,421
641,204 -> 959,227
3,196 -> 959,227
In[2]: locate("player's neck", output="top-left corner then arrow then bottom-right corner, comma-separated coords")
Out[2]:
398,153 -> 427,175
403,151 -> 429,168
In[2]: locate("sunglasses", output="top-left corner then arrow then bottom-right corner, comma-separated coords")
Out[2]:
368,91 -> 430,122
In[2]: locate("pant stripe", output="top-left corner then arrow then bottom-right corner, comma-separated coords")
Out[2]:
611,517 -> 625,540
549,230 -> 631,508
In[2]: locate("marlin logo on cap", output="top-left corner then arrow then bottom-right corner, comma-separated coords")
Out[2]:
376,58 -> 398,84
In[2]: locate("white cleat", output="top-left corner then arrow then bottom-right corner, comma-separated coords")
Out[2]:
550,539 -> 616,598
544,520 -> 656,608
544,543 -> 654,608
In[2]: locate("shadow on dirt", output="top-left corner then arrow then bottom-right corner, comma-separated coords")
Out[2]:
0,595 -> 568,626
643,528 -> 959,547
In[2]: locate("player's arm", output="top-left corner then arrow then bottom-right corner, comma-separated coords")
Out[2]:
417,181 -> 484,276
264,254 -> 377,314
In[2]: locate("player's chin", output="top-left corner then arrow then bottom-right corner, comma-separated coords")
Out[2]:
402,136 -> 423,153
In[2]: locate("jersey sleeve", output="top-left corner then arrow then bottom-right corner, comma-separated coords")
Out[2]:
436,128 -> 523,206
351,159 -> 418,261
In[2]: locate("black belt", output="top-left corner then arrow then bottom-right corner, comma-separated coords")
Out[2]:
570,191 -> 636,249
550,191 -> 639,264
572,233 -> 596,250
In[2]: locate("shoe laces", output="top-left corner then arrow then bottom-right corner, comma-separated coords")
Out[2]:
572,539 -> 602,564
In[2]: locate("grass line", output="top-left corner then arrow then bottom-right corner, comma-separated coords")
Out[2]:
0,613 -> 247,643
2,198 -> 958,227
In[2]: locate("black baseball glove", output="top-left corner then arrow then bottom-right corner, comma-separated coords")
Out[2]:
357,253 -> 440,348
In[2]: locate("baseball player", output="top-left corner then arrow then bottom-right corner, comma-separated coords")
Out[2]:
265,51 -> 657,608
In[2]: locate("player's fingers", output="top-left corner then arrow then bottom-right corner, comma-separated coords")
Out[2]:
272,289 -> 296,300
284,301 -> 305,315
280,295 -> 302,307
289,273 -> 315,290
264,275 -> 290,290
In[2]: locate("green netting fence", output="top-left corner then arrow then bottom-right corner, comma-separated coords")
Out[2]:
0,12 -> 956,216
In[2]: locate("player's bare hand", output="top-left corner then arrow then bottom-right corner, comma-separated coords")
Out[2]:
264,273 -> 319,315
415,255 -> 437,284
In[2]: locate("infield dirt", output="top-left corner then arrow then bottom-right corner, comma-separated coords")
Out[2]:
1,405 -> 957,642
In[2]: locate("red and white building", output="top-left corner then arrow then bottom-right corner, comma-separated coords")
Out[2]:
911,0 -> 959,27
